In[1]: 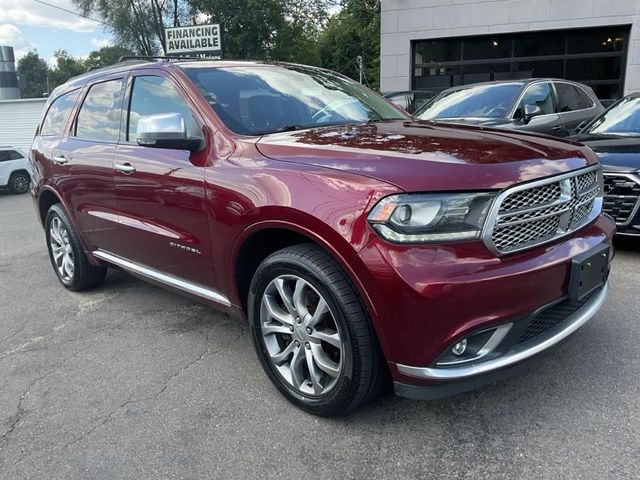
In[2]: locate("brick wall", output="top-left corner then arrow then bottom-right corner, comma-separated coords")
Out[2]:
380,0 -> 640,94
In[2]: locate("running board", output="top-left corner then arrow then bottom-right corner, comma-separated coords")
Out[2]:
92,250 -> 231,307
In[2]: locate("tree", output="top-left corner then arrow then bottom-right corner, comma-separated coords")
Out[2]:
320,0 -> 380,90
73,0 -> 192,55
48,50 -> 87,89
180,0 -> 334,62
17,51 -> 49,98
85,45 -> 135,69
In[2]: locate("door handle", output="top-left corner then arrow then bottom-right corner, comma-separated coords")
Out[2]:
115,163 -> 136,174
52,155 -> 69,165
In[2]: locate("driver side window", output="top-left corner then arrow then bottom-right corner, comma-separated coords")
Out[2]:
127,75 -> 196,142
515,83 -> 556,118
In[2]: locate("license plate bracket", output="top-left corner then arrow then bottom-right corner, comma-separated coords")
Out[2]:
569,244 -> 610,301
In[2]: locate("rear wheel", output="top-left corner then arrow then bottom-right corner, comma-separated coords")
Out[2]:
9,172 -> 29,194
45,204 -> 107,291
248,243 -> 385,416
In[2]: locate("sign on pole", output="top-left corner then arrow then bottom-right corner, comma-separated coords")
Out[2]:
165,24 -> 222,58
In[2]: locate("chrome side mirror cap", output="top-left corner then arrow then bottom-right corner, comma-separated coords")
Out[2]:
136,113 -> 203,151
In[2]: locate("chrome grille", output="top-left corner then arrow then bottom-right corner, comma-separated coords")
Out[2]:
484,167 -> 602,254
602,174 -> 640,225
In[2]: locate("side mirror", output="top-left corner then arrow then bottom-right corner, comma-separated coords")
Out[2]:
523,104 -> 542,122
136,113 -> 203,151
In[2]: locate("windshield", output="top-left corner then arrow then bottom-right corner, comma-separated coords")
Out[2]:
180,64 -> 407,135
586,97 -> 640,136
417,83 -> 522,120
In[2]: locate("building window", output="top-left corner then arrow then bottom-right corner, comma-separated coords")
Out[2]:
412,26 -> 630,102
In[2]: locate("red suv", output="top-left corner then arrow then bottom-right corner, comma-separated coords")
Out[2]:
30,60 -> 614,416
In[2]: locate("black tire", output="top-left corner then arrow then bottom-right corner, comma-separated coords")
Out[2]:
248,243 -> 386,416
9,172 -> 30,194
45,204 -> 107,291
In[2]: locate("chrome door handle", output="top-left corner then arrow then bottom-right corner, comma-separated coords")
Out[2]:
115,163 -> 136,174
52,155 -> 69,165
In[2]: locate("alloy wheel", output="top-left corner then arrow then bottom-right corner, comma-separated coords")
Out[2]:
260,274 -> 344,396
12,175 -> 29,193
49,216 -> 75,282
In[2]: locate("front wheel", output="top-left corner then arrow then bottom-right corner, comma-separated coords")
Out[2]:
248,244 -> 385,416
45,204 -> 107,291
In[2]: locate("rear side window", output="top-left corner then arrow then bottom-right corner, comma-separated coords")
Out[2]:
555,83 -> 580,112
556,83 -> 594,112
575,87 -> 595,110
0,150 -> 22,162
75,79 -> 125,142
0,150 -> 23,161
41,90 -> 79,136
127,75 -> 195,141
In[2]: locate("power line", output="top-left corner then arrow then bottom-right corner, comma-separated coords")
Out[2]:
33,0 -> 107,26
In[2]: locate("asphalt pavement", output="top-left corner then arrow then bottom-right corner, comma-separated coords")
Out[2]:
0,191 -> 638,479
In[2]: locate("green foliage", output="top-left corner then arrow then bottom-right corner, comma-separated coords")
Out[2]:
320,0 -> 380,90
191,0 -> 333,64
48,50 -> 87,89
17,51 -> 49,98
85,45 -> 136,69
73,0 -> 192,55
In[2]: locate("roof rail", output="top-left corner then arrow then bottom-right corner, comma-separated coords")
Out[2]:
117,55 -> 221,62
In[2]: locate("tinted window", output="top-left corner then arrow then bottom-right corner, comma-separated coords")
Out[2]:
128,76 -> 196,141
516,83 -> 556,118
182,65 -> 406,135
576,87 -> 594,109
555,83 -> 580,112
587,97 -> 640,136
418,83 -> 521,120
41,90 -> 79,136
75,79 -> 124,142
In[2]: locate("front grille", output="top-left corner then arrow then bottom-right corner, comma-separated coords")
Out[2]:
517,291 -> 596,344
486,167 -> 602,254
603,174 -> 640,225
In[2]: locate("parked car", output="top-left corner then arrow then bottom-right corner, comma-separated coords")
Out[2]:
416,79 -> 604,137
30,60 -> 614,416
0,146 -> 31,194
570,93 -> 640,235
383,90 -> 434,114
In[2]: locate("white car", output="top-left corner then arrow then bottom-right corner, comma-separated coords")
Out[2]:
0,147 -> 31,194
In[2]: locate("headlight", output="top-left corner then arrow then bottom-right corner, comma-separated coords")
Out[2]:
367,192 -> 496,243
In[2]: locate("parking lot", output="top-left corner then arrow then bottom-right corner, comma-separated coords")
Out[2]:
0,191 -> 638,479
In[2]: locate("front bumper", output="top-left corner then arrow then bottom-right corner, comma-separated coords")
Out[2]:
357,214 -> 615,392
394,283 -> 607,399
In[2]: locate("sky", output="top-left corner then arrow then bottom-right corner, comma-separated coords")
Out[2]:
0,0 -> 114,65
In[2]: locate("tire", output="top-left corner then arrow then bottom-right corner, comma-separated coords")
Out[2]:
45,204 -> 107,291
9,172 -> 30,194
248,243 -> 386,416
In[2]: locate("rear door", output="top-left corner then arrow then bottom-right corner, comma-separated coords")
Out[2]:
113,70 -> 215,288
53,74 -> 128,255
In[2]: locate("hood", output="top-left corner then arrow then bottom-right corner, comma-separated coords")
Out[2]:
569,133 -> 640,173
256,121 -> 595,192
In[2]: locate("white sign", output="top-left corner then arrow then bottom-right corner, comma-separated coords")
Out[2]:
165,24 -> 222,57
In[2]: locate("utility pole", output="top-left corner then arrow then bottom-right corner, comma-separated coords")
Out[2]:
356,55 -> 363,84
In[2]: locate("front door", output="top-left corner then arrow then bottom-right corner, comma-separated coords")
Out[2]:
113,72 -> 215,289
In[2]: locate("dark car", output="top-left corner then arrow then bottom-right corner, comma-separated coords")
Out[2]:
416,79 -> 604,137
384,90 -> 434,114
571,93 -> 640,235
30,59 -> 614,416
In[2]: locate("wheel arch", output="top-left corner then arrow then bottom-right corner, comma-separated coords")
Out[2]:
230,220 -> 393,362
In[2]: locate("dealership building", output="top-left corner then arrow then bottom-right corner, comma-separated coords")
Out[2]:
380,0 -> 640,102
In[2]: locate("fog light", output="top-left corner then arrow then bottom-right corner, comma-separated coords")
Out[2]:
451,339 -> 468,356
